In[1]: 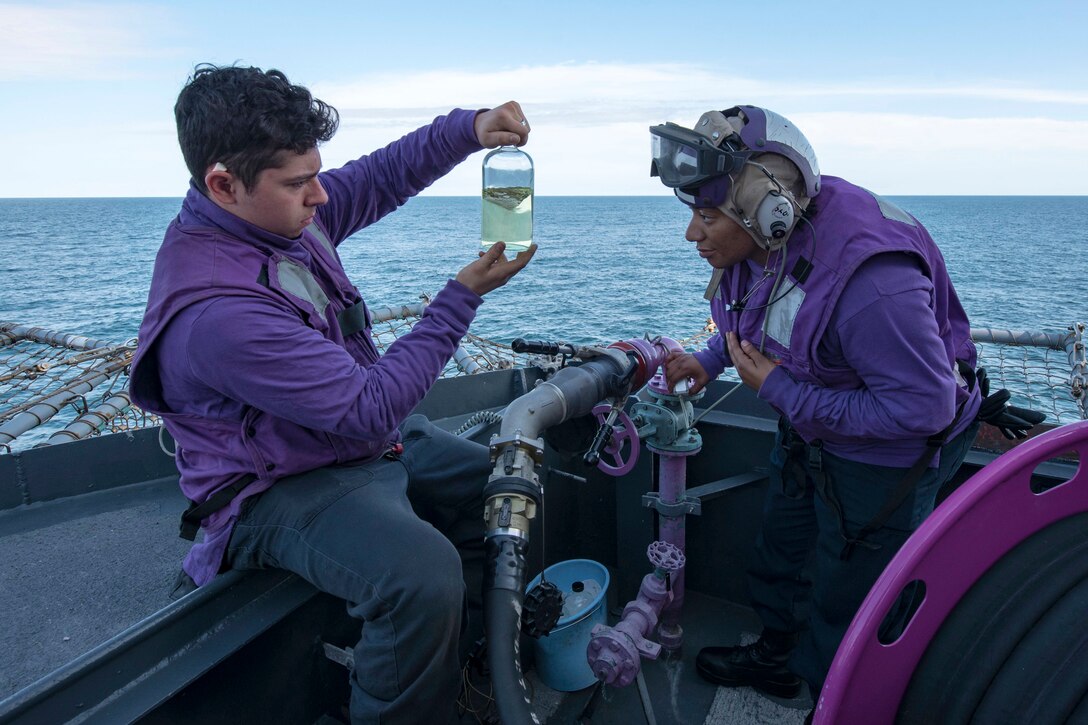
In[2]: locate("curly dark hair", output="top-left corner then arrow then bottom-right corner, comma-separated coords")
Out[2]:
175,63 -> 339,193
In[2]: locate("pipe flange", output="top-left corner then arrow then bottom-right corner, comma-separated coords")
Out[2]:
646,434 -> 703,454
488,430 -> 545,464
587,625 -> 644,687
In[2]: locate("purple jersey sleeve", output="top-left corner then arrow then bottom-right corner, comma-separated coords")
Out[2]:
316,109 -> 482,244
176,280 -> 481,441
693,334 -> 729,381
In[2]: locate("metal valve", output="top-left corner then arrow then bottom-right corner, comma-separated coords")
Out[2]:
585,403 -> 640,475
647,540 -> 686,574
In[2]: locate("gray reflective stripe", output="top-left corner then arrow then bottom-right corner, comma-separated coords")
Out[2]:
276,258 -> 329,313
765,284 -> 806,350
304,223 -> 367,335
865,189 -> 917,226
262,260 -> 367,338
704,268 -> 725,301
306,223 -> 337,257
260,227 -> 367,338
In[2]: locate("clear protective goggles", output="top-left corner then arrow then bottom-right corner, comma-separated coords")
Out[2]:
649,122 -> 751,190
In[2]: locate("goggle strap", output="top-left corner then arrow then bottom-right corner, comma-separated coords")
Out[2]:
675,188 -> 698,206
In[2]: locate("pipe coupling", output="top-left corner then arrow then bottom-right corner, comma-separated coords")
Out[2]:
484,493 -> 537,538
489,431 -> 545,480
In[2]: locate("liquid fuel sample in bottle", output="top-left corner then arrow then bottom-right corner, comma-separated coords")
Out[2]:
481,145 -> 533,253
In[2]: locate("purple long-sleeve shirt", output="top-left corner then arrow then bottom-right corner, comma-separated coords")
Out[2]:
760,254 -> 967,463
692,179 -> 980,468
130,109 -> 485,584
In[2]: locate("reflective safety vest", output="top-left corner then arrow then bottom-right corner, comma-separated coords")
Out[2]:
708,176 -> 977,389
130,217 -> 395,528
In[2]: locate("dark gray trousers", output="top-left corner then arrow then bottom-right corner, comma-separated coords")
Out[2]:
747,420 -> 979,697
226,415 -> 489,724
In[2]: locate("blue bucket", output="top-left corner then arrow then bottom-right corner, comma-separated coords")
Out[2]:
526,559 -> 610,691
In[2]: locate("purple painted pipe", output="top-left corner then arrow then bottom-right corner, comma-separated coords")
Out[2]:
586,541 -> 685,687
656,452 -> 689,651
591,335 -> 698,662
636,336 -> 696,651
607,336 -> 683,393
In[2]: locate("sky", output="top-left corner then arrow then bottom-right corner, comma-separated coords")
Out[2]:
1,1 -> 1087,197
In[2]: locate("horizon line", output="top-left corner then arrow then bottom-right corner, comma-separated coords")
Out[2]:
4,193 -> 1088,201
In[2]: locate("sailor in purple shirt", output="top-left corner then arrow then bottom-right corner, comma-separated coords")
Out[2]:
129,64 -> 535,723
653,106 -> 981,705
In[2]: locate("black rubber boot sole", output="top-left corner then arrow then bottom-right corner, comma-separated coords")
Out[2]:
696,658 -> 803,699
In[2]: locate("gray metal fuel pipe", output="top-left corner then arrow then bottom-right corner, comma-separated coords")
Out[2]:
482,337 -> 677,724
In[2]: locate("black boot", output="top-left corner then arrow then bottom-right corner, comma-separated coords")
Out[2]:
696,629 -> 802,698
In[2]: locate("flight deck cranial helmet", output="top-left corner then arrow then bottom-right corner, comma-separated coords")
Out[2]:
650,105 -> 821,251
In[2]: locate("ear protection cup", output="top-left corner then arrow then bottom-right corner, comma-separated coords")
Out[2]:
755,191 -> 795,249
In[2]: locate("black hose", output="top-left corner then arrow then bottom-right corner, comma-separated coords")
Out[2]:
484,536 -> 535,725
482,351 -> 637,724
898,511 -> 1088,722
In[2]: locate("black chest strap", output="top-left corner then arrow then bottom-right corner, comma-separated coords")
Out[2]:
781,402 -> 964,561
337,300 -> 370,339
179,474 -> 257,541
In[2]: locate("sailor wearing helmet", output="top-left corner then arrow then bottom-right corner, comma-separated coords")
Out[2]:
656,106 -> 983,705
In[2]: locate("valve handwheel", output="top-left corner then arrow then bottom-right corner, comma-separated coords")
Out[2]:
590,403 -> 640,476
647,540 -> 686,572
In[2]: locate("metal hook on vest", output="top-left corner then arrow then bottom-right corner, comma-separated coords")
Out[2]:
839,535 -> 882,561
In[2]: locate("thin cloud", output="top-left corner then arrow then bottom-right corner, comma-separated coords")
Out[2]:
313,63 -> 760,122
311,63 -> 1088,195
794,112 -> 1088,194
314,62 -> 1088,122
5,59 -> 1085,196
798,112 -> 1088,150
788,84 -> 1088,106
321,110 -> 1088,196
0,3 -> 177,81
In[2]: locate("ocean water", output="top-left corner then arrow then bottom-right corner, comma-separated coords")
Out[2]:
0,195 -> 1084,348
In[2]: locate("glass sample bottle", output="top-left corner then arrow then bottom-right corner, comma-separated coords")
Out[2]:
481,145 -> 534,252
